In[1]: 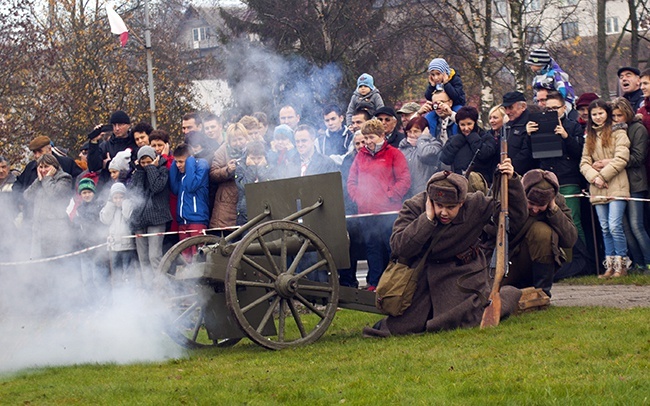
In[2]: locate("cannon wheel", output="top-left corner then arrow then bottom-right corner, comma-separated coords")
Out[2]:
158,234 -> 240,349
225,220 -> 339,350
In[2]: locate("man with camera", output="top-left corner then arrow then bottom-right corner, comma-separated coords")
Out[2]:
416,90 -> 459,147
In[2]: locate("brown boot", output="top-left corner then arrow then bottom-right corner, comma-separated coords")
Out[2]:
599,256 -> 615,279
612,256 -> 630,278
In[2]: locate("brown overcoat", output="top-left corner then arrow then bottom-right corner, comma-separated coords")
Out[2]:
379,174 -> 528,335
209,144 -> 238,228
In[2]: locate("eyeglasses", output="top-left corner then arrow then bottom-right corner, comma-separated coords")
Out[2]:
545,105 -> 563,111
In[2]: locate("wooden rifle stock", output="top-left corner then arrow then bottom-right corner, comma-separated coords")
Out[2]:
480,126 -> 509,328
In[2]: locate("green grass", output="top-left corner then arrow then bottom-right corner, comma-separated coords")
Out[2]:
1,307 -> 649,405
559,274 -> 650,286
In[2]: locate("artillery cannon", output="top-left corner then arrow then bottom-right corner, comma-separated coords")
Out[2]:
158,172 -> 380,350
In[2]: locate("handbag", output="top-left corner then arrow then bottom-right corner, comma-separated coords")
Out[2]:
375,229 -> 442,317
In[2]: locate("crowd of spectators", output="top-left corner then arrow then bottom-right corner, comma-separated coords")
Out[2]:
1,49 -> 650,300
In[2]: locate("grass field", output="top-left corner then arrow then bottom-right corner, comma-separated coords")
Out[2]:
1,301 -> 649,405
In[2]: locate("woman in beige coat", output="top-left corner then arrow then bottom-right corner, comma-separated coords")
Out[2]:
209,123 -> 250,228
579,99 -> 630,278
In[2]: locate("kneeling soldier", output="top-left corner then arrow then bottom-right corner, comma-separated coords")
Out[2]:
505,169 -> 578,297
363,159 -> 528,337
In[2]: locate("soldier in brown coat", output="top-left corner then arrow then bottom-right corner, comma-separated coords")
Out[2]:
505,169 -> 578,297
363,159 -> 528,337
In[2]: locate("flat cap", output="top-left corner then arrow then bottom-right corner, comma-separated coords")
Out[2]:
29,136 -> 51,151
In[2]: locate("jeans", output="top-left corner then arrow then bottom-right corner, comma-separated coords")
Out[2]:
594,201 -> 627,257
623,192 -> 650,265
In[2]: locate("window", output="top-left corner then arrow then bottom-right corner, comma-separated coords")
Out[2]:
525,26 -> 543,45
561,21 -> 579,40
494,0 -> 507,17
497,32 -> 511,48
525,0 -> 541,12
606,17 -> 620,34
192,27 -> 207,42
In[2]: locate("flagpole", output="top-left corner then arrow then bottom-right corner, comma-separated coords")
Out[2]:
144,0 -> 157,128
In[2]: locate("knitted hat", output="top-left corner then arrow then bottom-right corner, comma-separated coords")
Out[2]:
396,102 -> 421,115
357,73 -> 375,90
427,58 -> 451,75
109,148 -> 132,172
525,49 -> 551,66
273,124 -> 295,143
109,182 -> 127,198
427,171 -> 468,205
78,178 -> 96,194
575,92 -> 599,108
29,136 -> 51,151
137,145 -> 156,161
522,169 -> 559,207
109,110 -> 131,125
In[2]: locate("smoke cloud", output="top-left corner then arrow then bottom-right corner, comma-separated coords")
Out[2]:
0,179 -> 183,375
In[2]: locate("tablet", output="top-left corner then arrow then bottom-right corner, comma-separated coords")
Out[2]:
528,111 -> 563,159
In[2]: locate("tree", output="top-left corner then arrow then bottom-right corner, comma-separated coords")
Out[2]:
218,0 -> 411,119
0,0 -> 201,168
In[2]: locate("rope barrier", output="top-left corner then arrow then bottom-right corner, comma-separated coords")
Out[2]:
0,243 -> 109,267
563,190 -> 650,202
3,190 -> 648,267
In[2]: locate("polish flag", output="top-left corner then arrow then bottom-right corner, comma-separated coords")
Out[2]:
106,3 -> 129,47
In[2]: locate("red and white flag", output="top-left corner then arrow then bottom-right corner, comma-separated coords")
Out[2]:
106,3 -> 129,47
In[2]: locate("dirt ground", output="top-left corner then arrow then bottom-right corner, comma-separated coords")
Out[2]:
551,284 -> 650,308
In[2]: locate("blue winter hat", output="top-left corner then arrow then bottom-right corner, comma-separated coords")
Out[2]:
273,124 -> 295,144
428,58 -> 451,75
357,73 -> 375,91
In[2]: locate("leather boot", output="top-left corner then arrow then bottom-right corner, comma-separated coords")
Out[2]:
612,256 -> 630,278
599,256 -> 615,279
531,262 -> 556,298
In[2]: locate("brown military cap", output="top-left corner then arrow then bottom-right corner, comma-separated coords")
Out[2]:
522,169 -> 559,206
28,136 -> 51,151
427,171 -> 468,205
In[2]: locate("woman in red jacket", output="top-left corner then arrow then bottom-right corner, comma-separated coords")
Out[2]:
348,118 -> 411,290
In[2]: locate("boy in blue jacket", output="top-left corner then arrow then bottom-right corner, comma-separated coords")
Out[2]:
169,144 -> 210,249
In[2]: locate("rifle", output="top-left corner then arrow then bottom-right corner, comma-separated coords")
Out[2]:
480,125 -> 509,328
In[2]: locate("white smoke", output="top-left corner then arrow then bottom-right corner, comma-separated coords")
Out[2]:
0,182 -> 184,375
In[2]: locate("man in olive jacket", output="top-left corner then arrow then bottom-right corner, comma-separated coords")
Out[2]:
506,169 -> 578,297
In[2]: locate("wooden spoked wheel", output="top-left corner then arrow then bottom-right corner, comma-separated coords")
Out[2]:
157,234 -> 240,349
225,220 -> 339,350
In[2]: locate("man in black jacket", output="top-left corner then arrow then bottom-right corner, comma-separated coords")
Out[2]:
87,110 -> 138,190
502,92 -> 535,175
618,67 -> 644,111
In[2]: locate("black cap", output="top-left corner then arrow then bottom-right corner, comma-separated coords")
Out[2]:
374,106 -> 397,119
501,91 -> 526,107
81,141 -> 90,151
109,110 -> 131,125
617,66 -> 640,77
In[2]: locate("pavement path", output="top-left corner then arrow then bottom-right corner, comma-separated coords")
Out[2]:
551,284 -> 650,308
